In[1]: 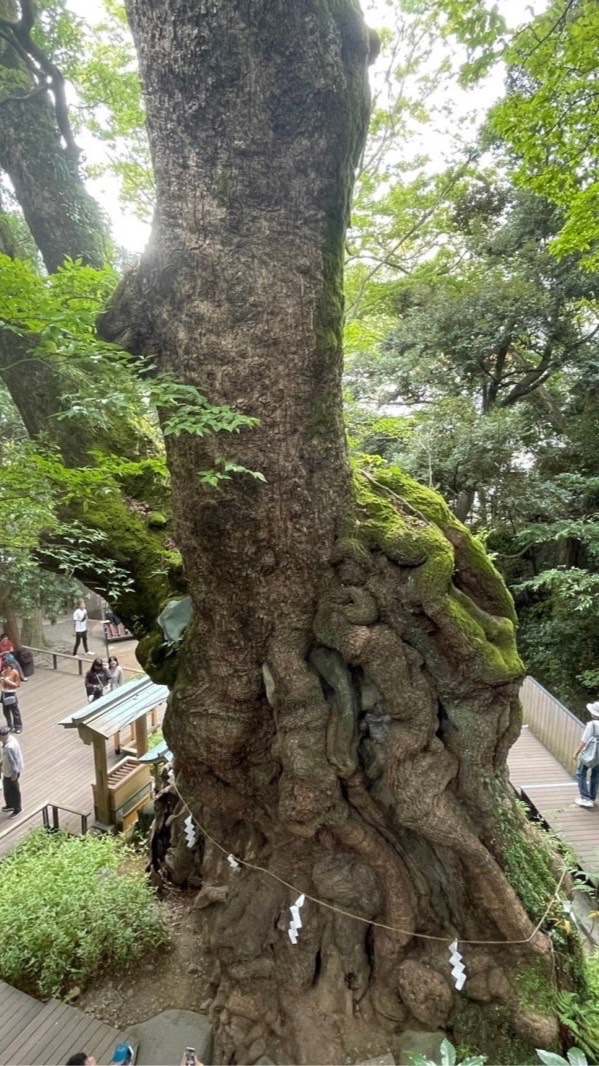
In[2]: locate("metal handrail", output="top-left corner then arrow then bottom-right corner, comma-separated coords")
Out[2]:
522,675 -> 583,726
22,645 -> 140,678
520,676 -> 584,774
0,801 -> 92,849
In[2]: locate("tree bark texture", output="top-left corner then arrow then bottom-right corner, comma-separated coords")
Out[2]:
102,2 -> 567,1063
0,581 -> 21,646
0,0 -> 108,272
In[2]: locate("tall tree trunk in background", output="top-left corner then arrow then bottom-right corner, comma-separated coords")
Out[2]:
0,0 -> 108,272
19,606 -> 45,649
99,3 -> 568,1063
454,487 -> 476,524
0,581 -> 20,646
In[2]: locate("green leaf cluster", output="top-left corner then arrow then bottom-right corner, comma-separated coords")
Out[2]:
0,829 -> 168,998
490,0 -> 599,267
409,1037 -> 485,1066
151,376 -> 259,441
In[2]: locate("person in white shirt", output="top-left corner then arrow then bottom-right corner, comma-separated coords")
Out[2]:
0,724 -> 23,816
573,700 -> 599,808
72,600 -> 89,656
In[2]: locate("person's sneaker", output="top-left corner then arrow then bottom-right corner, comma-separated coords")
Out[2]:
9,809 -> 21,817
14,729 -> 22,734
576,798 -> 594,808
1,806 -> 12,812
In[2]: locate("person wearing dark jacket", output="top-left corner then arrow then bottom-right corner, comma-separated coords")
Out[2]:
84,659 -> 110,702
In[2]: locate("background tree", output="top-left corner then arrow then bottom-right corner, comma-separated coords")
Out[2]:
490,0 -> 599,267
348,174 -> 599,713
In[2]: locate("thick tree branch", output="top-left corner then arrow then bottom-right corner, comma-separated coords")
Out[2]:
0,0 -> 78,155
0,1 -> 107,269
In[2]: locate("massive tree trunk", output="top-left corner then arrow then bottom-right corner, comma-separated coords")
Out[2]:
99,3 -> 569,1063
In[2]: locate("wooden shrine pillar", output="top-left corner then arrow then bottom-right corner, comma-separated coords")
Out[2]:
134,713 -> 148,758
92,734 -> 111,824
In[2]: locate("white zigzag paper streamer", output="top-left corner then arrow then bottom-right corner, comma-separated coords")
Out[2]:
288,894 -> 305,945
184,814 -> 197,849
168,768 -> 175,784
449,940 -> 466,992
227,854 -> 240,870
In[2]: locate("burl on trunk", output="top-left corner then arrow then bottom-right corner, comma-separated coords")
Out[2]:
102,2 -> 568,1063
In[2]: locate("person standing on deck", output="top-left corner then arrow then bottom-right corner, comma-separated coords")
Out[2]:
106,656 -> 124,690
0,724 -> 23,816
0,660 -> 22,733
84,658 -> 110,702
573,701 -> 599,808
72,600 -> 90,656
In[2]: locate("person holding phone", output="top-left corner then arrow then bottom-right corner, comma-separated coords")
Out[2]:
182,1052 -> 202,1066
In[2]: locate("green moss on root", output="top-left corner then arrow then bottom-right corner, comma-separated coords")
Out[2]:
371,466 -> 516,622
351,466 -> 523,684
147,511 -> 168,529
452,1002 -> 540,1065
497,801 -> 560,925
512,957 -> 556,1016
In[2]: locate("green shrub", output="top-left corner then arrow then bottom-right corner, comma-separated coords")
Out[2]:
0,830 -> 168,998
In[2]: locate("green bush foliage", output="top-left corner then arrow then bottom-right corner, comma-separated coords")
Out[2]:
0,830 -> 168,998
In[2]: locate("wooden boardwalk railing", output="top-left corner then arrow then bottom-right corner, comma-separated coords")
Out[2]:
0,670 -> 123,854
509,677 -> 599,877
23,645 -> 140,679
520,675 -> 583,774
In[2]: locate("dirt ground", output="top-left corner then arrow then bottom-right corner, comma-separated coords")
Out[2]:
78,886 -> 213,1029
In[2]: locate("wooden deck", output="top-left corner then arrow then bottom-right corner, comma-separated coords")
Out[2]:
0,979 -> 126,1065
508,725 -> 599,876
0,668 -> 140,1064
0,666 -> 124,854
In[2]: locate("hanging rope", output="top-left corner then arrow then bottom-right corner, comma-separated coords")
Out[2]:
172,781 -> 569,948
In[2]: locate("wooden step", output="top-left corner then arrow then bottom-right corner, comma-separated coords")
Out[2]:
0,980 -> 44,1061
0,989 -> 126,1065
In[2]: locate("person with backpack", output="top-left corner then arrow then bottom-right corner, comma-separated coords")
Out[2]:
573,701 -> 599,808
